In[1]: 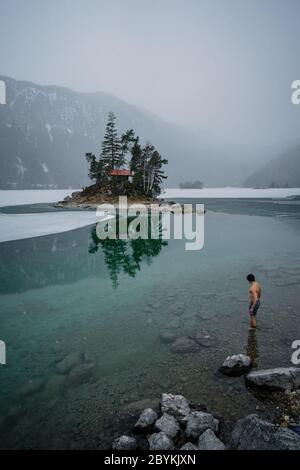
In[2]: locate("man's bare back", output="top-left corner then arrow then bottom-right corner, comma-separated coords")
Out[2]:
246,274 -> 262,329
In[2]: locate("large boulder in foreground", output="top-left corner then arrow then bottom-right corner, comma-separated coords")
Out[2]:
148,432 -> 174,450
185,411 -> 219,439
134,408 -> 158,431
198,429 -> 225,450
246,367 -> 300,390
155,413 -> 180,438
161,393 -> 190,422
112,435 -> 138,450
231,414 -> 300,450
219,354 -> 252,377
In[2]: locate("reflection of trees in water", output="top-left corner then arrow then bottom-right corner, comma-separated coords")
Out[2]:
89,218 -> 168,288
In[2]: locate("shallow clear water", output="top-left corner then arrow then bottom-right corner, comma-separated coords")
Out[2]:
0,198 -> 300,449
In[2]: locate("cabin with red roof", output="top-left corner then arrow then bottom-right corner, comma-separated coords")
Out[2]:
110,169 -> 133,177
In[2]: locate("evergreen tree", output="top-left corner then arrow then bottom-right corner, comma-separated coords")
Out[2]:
100,112 -> 123,174
85,152 -> 104,185
130,137 -> 143,194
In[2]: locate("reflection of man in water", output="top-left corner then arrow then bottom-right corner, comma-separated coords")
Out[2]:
247,274 -> 261,329
247,328 -> 258,367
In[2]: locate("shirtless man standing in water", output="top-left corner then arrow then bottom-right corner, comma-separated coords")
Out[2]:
247,274 -> 261,329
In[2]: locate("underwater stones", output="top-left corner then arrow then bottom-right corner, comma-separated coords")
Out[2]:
18,378 -> 45,398
56,351 -> 86,374
159,331 -> 178,344
185,411 -> 219,439
231,414 -> 300,450
134,408 -> 158,431
246,367 -> 300,391
170,336 -> 200,354
197,429 -> 225,450
66,363 -> 95,388
219,354 -> 252,377
148,432 -> 174,450
122,398 -> 160,419
155,413 -> 180,438
190,331 -> 214,348
112,435 -> 138,450
161,393 -> 190,422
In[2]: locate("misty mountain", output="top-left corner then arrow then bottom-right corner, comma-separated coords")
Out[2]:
0,76 -> 270,189
244,143 -> 300,188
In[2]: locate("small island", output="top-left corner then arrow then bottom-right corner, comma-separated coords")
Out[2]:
56,112 -> 168,208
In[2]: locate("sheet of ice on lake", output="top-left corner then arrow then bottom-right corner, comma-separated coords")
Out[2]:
0,211 -> 98,243
161,187 -> 300,199
0,189 -> 76,208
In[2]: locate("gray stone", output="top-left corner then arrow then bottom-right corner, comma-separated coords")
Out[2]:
246,367 -> 300,390
155,413 -> 180,438
186,411 -> 219,439
219,354 -> 252,377
171,337 -> 200,354
134,408 -> 158,430
231,414 -> 300,450
159,331 -> 178,344
148,432 -> 174,450
66,363 -> 94,387
161,393 -> 190,422
197,429 -> 225,450
18,378 -> 45,398
192,332 -> 214,348
56,352 -> 86,374
112,435 -> 138,450
180,442 -> 197,450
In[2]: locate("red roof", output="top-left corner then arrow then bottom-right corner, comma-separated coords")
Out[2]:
110,169 -> 133,176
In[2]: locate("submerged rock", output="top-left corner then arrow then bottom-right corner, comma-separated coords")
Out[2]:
123,398 -> 160,415
159,331 -> 178,344
185,411 -> 219,439
219,354 -> 252,377
231,414 -> 300,450
246,367 -> 300,390
170,337 -> 200,354
66,363 -> 95,387
161,393 -> 190,422
197,429 -> 225,450
134,408 -> 158,431
18,378 -> 45,398
191,332 -> 214,348
155,413 -> 180,438
112,435 -> 138,450
148,432 -> 174,450
56,352 -> 86,374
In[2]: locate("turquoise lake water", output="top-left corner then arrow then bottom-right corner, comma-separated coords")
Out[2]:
0,198 -> 300,449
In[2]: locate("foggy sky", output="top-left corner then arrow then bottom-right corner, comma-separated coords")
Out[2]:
1,0 -> 300,147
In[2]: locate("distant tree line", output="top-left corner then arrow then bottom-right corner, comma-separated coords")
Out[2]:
179,180 -> 203,189
85,112 -> 168,197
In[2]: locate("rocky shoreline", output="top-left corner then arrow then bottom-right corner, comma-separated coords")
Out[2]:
53,189 -> 167,210
112,365 -> 300,451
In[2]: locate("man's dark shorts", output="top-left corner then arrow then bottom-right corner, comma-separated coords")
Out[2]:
249,300 -> 261,316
